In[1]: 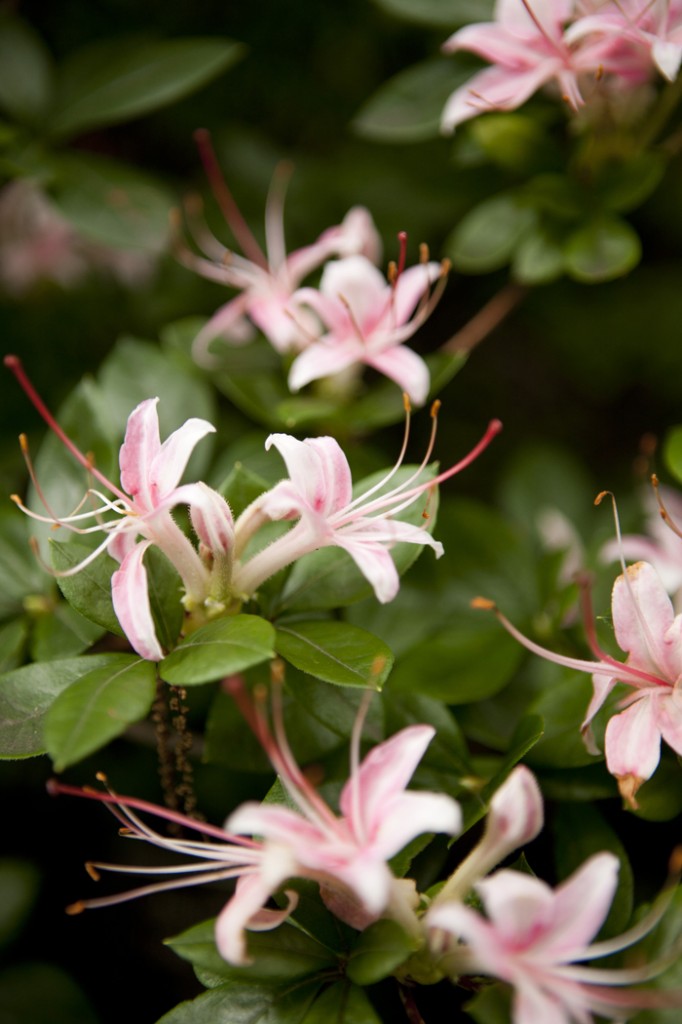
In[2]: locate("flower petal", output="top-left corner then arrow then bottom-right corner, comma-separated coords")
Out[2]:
119,398 -> 161,508
604,695 -> 662,782
151,417 -> 216,499
367,345 -> 431,405
111,539 -> 164,661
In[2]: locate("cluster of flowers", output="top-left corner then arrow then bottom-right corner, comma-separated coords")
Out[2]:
6,356 -> 499,663
441,0 -> 682,131
177,133 -> 448,405
53,681 -> 680,1024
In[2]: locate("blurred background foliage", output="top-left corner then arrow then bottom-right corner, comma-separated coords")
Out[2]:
2,0 -> 682,1021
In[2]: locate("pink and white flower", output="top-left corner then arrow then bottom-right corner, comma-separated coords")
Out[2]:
440,0 -> 647,132
7,356 -> 234,662
428,851 -> 681,1024
478,559 -> 682,806
180,132 -> 381,362
53,692 -> 461,965
231,415 -> 502,604
288,251 -> 447,405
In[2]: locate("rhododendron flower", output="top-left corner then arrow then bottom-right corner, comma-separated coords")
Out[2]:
476,560 -> 682,806
288,251 -> 447,404
601,483 -> 682,600
53,691 -> 461,965
569,0 -> 682,83
428,851 -> 682,1024
440,0 -> 636,131
7,357 -> 234,662
231,414 -> 502,603
179,131 -> 381,362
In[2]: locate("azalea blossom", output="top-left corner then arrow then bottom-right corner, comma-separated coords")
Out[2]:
52,688 -> 461,965
231,412 -> 502,603
569,0 -> 682,83
7,357 -> 234,661
428,851 -> 682,1024
288,250 -> 447,405
475,559 -> 682,806
179,131 -> 381,363
440,0 -> 645,132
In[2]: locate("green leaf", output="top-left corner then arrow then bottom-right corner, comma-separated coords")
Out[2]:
346,919 -> 415,985
219,463 -> 270,519
471,114 -> 561,174
160,616 -> 275,686
51,152 -> 174,251
564,216 -> 641,283
663,425 -> 682,485
285,669 -> 385,742
51,539 -> 122,636
0,508 -> 51,618
0,654 -> 121,758
301,983 -> 382,1024
166,918 -> 337,984
526,668 -> 597,768
98,337 -> 216,460
277,464 -> 439,614
369,0 -> 493,27
465,983 -> 512,1024
274,621 -> 393,690
446,194 -> 535,273
386,607 -> 524,703
0,15 -> 54,124
50,36 -> 245,139
512,228 -> 565,284
596,152 -> 666,213
353,57 -> 470,143
155,977 -> 322,1024
44,654 -> 157,770
632,752 -> 682,821
30,602 -> 105,660
145,547 -> 184,654
0,618 -> 29,674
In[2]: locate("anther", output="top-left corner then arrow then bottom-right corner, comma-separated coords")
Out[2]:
471,596 -> 496,611
403,393 -> 411,414
86,863 -> 101,882
66,901 -> 85,916
96,772 -> 108,783
594,490 -> 610,506
430,399 -> 441,419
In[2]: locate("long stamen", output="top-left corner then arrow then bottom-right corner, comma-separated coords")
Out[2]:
193,129 -> 268,270
337,417 -> 501,524
471,598 -> 670,690
5,356 -> 128,503
337,394 -> 413,518
349,688 -> 375,846
66,864 -> 254,914
265,161 -> 293,275
651,473 -> 682,540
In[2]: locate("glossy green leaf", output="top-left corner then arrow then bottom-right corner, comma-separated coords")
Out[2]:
166,918 -> 336,984
44,654 -> 157,770
564,216 -> 641,283
145,547 -> 184,654
526,668 -> 597,768
632,752 -> 682,822
512,228 -> 565,284
386,608 -> 524,703
50,36 -> 245,139
0,509 -> 51,618
285,669 -> 385,742
98,336 -> 216,463
346,919 -> 415,985
274,621 -> 393,690
0,654 -> 122,758
160,616 -> 275,685
51,153 -> 174,251
353,57 -> 470,142
0,617 -> 28,673
596,152 -> 666,213
156,977 -> 322,1024
370,0 -> 493,27
30,602 -> 105,660
446,194 -> 534,273
51,539 -> 122,636
300,982 -> 382,1024
0,15 -> 53,124
465,983 -> 512,1024
218,463 -> 270,519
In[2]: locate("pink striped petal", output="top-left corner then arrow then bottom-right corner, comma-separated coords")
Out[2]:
604,696 -> 662,782
111,540 -> 163,661
119,399 -> 161,508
